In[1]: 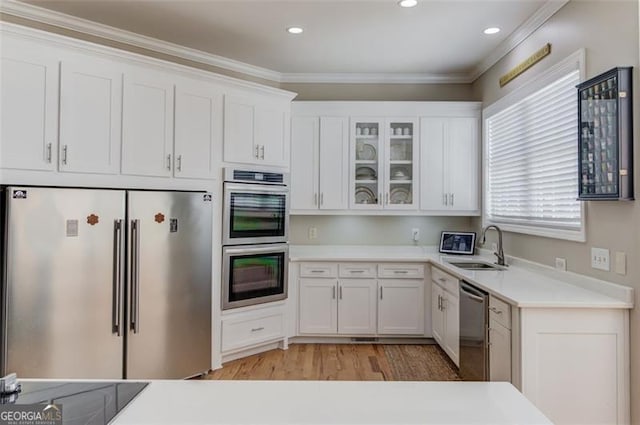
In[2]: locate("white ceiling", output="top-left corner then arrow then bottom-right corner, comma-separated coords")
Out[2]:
14,0 -> 559,82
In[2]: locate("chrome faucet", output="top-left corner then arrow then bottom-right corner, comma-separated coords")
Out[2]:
481,225 -> 506,266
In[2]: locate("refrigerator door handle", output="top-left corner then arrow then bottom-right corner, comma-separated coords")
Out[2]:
112,220 -> 123,336
130,219 -> 141,334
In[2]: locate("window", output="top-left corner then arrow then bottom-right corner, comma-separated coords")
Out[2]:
483,51 -> 585,241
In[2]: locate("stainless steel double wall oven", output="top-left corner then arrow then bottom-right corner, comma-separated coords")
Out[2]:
222,168 -> 289,310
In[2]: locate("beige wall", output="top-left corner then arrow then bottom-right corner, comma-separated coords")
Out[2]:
472,1 -> 640,422
281,82 -> 476,101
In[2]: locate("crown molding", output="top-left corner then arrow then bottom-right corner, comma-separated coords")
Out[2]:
0,0 -> 568,85
280,72 -> 472,84
469,0 -> 570,82
0,0 -> 283,82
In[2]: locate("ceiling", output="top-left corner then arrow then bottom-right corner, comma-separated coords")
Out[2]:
14,0 -> 558,82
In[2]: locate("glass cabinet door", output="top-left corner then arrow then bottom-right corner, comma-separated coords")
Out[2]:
351,119 -> 383,208
577,67 -> 633,200
386,119 -> 417,209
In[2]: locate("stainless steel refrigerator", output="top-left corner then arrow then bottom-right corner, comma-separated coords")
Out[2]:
1,187 -> 212,379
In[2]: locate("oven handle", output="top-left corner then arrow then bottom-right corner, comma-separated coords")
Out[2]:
223,244 -> 289,256
224,182 -> 289,194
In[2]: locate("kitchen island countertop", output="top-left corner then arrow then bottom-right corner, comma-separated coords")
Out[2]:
112,380 -> 552,425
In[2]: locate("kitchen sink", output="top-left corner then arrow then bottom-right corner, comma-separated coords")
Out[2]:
446,261 -> 506,271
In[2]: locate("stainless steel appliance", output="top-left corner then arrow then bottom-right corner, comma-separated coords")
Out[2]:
459,281 -> 489,381
222,243 -> 288,310
1,187 -> 212,379
222,168 -> 289,246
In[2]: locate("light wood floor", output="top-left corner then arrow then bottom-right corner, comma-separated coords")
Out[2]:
204,343 -> 460,381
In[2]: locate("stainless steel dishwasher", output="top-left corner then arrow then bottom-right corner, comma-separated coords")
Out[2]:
459,281 -> 489,381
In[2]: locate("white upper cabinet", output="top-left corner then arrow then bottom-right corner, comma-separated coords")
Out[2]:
0,37 -> 59,171
122,67 -> 175,177
290,116 -> 349,211
59,58 -> 122,174
384,118 -> 418,210
224,95 -> 290,168
420,117 -> 480,213
350,118 -> 385,209
174,80 -> 223,179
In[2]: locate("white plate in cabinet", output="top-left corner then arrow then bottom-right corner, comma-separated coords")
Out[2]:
339,263 -> 377,278
299,263 -> 338,278
378,263 -> 424,279
222,310 -> 285,353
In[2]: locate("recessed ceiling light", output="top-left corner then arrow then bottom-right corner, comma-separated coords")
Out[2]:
398,0 -> 418,8
483,27 -> 501,35
287,27 -> 303,34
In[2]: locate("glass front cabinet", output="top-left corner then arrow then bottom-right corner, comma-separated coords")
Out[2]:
577,67 -> 633,200
350,118 -> 418,210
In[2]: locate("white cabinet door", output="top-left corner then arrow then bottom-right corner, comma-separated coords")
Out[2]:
0,38 -> 59,171
350,118 -> 384,210
419,118 -> 446,210
290,116 -> 319,210
319,117 -> 349,210
489,318 -> 511,382
59,59 -> 122,174
337,279 -> 377,335
447,117 -> 479,211
420,117 -> 479,213
384,118 -> 418,210
122,68 -> 174,177
443,292 -> 460,366
223,95 -> 256,164
174,81 -> 222,179
298,279 -> 337,334
256,104 -> 289,167
431,283 -> 445,346
377,279 -> 425,335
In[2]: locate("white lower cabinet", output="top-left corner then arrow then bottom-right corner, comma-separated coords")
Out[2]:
221,306 -> 285,354
488,295 -> 511,382
298,262 -> 425,337
431,266 -> 459,366
378,279 -> 425,335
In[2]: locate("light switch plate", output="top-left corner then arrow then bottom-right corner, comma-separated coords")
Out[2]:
308,227 -> 318,240
591,247 -> 610,271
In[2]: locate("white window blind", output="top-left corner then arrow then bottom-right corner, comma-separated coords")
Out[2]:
485,70 -> 582,231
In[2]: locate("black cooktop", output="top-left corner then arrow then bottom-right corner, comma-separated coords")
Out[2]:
1,381 -> 148,425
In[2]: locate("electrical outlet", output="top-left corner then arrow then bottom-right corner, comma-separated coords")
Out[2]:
411,228 -> 420,242
614,252 -> 626,275
308,227 -> 318,240
555,257 -> 567,271
591,247 -> 610,271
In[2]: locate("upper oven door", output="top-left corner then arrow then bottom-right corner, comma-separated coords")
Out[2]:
223,182 -> 289,245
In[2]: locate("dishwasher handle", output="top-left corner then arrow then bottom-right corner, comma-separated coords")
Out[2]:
460,281 -> 488,303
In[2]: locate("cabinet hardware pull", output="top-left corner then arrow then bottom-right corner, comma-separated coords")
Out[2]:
394,270 -> 408,274
438,278 -> 446,282
251,327 -> 264,332
320,193 -> 324,206
380,287 -> 383,300
378,193 -> 382,205
46,143 -> 52,163
450,193 -> 454,206
166,154 -> 172,171
489,307 -> 503,315
350,270 -> 365,273
62,145 -> 68,165
339,286 -> 343,300
260,145 -> 265,160
314,193 -> 318,206
177,155 -> 182,172
310,270 -> 324,273
255,145 -> 260,159
443,193 -> 447,206
385,192 -> 389,204
332,286 -> 336,299
438,295 -> 442,311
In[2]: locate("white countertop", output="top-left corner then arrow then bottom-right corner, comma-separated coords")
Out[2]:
289,245 -> 634,309
113,380 -> 552,425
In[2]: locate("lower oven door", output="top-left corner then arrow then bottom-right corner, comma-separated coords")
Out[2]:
222,243 -> 289,310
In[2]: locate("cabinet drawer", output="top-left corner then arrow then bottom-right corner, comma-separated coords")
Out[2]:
431,266 -> 459,296
378,263 -> 425,279
489,296 -> 511,329
222,310 -> 284,353
300,262 -> 338,278
339,263 -> 377,278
